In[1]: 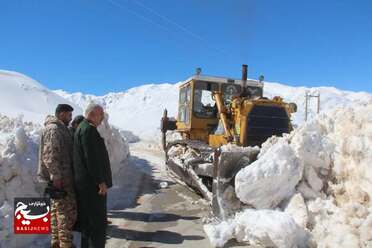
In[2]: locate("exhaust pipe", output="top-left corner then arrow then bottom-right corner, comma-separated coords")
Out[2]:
241,64 -> 248,96
242,64 -> 247,81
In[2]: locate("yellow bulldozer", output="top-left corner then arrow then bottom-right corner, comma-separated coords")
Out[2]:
161,65 -> 297,216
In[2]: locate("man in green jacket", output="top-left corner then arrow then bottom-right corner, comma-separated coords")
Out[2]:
73,103 -> 112,248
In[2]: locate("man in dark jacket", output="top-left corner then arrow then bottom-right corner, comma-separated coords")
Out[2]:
73,103 -> 112,248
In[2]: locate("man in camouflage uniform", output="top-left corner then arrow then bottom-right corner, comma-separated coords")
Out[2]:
38,104 -> 77,248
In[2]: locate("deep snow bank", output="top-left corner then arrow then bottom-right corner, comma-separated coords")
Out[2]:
205,103 -> 372,247
0,115 -> 44,247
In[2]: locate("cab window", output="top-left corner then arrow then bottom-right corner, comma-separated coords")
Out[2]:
221,84 -> 241,105
178,85 -> 191,123
193,81 -> 218,118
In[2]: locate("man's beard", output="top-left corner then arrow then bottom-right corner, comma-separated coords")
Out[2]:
62,119 -> 70,126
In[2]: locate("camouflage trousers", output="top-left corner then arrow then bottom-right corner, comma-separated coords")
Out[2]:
51,187 -> 77,248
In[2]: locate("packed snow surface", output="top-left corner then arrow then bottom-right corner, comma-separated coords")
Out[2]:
204,103 -> 372,247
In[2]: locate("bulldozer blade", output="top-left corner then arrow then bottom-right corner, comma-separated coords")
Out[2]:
212,146 -> 259,218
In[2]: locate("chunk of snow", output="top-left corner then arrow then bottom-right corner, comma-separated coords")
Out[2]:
235,139 -> 303,209
284,193 -> 309,229
204,209 -> 310,248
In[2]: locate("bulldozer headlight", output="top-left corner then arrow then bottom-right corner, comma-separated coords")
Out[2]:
288,103 -> 297,113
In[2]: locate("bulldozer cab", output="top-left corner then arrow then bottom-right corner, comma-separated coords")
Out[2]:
176,75 -> 263,143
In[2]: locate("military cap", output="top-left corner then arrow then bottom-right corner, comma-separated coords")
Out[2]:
55,104 -> 74,116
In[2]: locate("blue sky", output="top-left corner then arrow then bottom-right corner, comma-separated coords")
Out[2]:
1,0 -> 371,95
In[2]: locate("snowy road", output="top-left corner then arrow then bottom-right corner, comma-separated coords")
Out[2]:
105,142 -> 213,248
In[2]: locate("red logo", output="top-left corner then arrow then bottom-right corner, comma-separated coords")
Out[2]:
14,198 -> 51,234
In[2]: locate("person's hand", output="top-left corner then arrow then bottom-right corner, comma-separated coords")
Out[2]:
53,179 -> 63,189
98,182 -> 107,195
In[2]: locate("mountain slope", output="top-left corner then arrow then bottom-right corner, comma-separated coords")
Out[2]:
55,83 -> 181,140
0,70 -> 81,123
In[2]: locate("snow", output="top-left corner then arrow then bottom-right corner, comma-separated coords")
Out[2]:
204,209 -> 310,248
54,82 -> 182,142
0,70 -> 82,123
263,82 -> 372,125
204,103 -> 372,247
235,138 -> 303,209
360,213 -> 372,247
284,193 -> 309,229
0,115 -> 44,247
